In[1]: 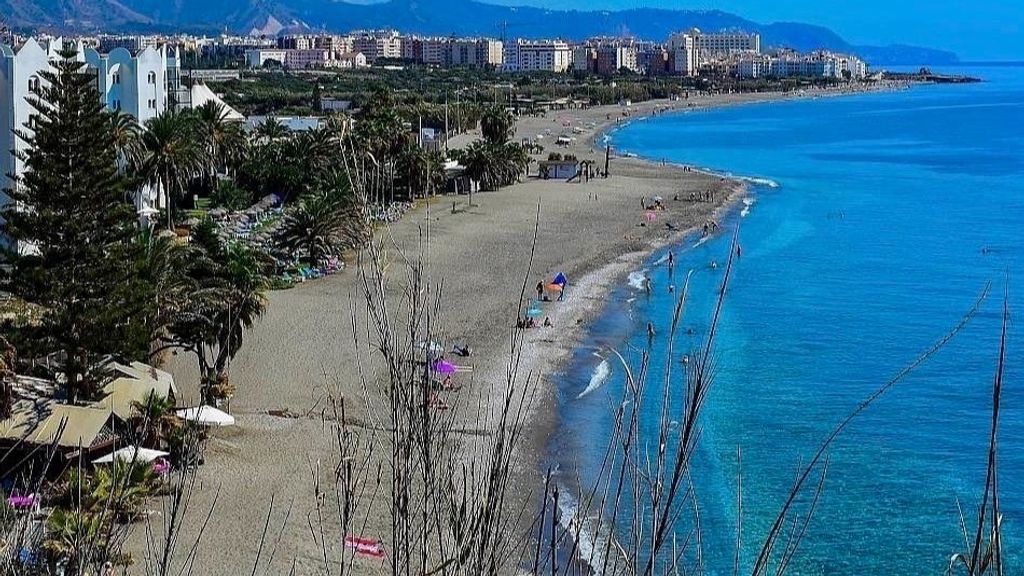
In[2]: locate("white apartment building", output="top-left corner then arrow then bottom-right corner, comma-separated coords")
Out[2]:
244,48 -> 287,68
506,40 -> 573,73
737,52 -> 867,79
84,44 -> 180,125
2,37 -> 181,231
667,29 -> 761,76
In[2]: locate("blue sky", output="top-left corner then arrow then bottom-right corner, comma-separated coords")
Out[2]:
482,0 -> 1023,60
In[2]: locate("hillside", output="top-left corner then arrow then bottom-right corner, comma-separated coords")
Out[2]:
0,0 -> 959,64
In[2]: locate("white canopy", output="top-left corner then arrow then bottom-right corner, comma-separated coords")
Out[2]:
176,405 -> 236,427
93,446 -> 169,464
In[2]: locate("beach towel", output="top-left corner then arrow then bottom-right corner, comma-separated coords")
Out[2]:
345,536 -> 385,558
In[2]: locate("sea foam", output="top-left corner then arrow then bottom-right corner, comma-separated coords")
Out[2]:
577,359 -> 611,399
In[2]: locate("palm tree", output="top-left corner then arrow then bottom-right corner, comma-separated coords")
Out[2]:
253,117 -> 288,143
131,390 -> 180,448
136,110 -> 203,229
208,244 -> 269,400
108,110 -> 142,178
278,187 -> 366,263
194,101 -> 246,191
480,105 -> 515,145
397,143 -> 445,199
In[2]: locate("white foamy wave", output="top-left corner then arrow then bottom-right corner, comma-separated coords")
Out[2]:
555,485 -> 608,575
653,253 -> 670,266
577,359 -> 610,399
693,236 -> 710,248
738,176 -> 780,189
741,197 -> 756,217
627,270 -> 647,290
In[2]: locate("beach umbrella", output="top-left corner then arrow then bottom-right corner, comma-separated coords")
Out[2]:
645,212 -> 657,222
653,196 -> 664,203
432,360 -> 458,375
546,283 -> 563,292
176,405 -> 236,427
93,446 -> 169,465
553,272 -> 568,286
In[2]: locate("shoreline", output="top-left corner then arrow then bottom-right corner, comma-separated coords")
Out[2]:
513,81 -> 912,476
156,82 -> 913,574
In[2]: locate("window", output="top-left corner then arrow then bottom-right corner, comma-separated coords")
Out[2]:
147,71 -> 156,84
113,100 -> 121,111
113,73 -> 121,85
27,114 -> 38,130
27,76 -> 40,93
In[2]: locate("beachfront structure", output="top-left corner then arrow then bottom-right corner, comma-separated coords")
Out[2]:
506,40 -> 573,73
84,44 -> 182,123
737,52 -> 868,79
667,29 -> 761,76
1,361 -> 177,467
1,37 -> 182,241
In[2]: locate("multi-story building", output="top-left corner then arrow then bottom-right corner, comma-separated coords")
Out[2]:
244,48 -> 288,68
666,33 -> 697,76
637,47 -> 669,76
506,40 -> 573,73
97,35 -> 160,54
572,47 -> 596,73
667,29 -> 760,76
450,39 -> 503,68
595,46 -> 638,75
420,38 -> 449,66
278,35 -> 312,50
1,37 -> 182,235
737,52 -> 867,79
84,44 -> 181,124
352,31 -> 403,63
284,49 -> 331,70
313,35 -> 354,54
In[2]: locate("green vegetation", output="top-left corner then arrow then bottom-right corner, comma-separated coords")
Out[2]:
1,48 -> 153,402
212,66 -> 848,118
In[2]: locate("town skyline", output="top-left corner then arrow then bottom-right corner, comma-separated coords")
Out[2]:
347,0 -> 1024,61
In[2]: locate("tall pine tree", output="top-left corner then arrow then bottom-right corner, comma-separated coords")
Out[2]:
1,49 -> 150,402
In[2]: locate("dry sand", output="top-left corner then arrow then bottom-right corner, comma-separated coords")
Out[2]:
144,85 -> 896,574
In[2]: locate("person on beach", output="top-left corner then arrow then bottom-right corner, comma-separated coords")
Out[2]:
543,316 -> 553,327
536,281 -> 544,300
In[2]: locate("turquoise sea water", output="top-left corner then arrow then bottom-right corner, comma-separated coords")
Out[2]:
551,66 -> 1024,575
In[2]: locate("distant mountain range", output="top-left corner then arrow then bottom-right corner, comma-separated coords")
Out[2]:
0,0 -> 959,65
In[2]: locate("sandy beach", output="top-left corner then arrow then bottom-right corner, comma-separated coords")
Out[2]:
147,84 -> 898,574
